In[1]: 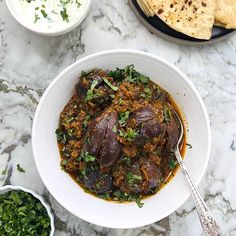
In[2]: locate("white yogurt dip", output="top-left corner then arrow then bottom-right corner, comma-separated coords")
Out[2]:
15,0 -> 86,32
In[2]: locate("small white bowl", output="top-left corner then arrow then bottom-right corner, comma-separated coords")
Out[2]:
32,49 -> 211,228
5,0 -> 91,36
0,185 -> 55,235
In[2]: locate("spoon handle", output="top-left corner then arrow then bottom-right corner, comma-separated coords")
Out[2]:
174,150 -> 221,236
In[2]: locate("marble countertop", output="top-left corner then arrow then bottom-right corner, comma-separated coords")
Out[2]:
1,0 -> 236,235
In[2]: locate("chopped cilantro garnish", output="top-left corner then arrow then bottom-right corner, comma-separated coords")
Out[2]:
0,190 -> 51,235
34,14 -> 40,23
85,80 -> 99,101
186,143 -> 193,149
60,7 -> 69,22
76,0 -> 81,7
118,111 -> 130,127
119,128 -> 138,141
77,151 -> 96,162
83,115 -> 91,129
56,129 -> 68,144
41,9 -> 47,18
164,106 -> 172,123
169,158 -> 177,170
17,164 -> 25,173
112,125 -> 117,132
1,170 -> 6,175
126,172 -> 142,186
121,156 -> 131,166
102,77 -> 119,91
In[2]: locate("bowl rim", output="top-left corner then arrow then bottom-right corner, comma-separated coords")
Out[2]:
0,185 -> 55,235
5,0 -> 91,36
32,49 -> 211,228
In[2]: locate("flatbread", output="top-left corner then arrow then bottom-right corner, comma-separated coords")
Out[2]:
214,21 -> 226,27
137,0 -> 152,16
146,0 -> 216,39
215,0 -> 236,29
142,0 -> 156,16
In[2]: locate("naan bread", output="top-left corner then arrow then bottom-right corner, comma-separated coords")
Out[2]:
215,0 -> 236,29
147,0 -> 216,39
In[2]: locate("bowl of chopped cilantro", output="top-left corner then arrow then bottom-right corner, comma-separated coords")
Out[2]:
5,0 -> 91,36
0,185 -> 54,235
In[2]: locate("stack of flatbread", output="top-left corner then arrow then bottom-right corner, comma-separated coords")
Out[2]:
137,0 -> 236,40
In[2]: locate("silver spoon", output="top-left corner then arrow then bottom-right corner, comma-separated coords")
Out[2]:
173,111 -> 220,236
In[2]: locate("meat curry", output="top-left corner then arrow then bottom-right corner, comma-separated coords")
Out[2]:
56,65 -> 186,207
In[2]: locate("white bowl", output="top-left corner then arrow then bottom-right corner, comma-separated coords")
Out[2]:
5,0 -> 91,36
0,185 -> 55,235
32,50 -> 211,228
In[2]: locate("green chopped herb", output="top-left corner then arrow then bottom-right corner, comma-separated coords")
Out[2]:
169,159 -> 177,170
118,98 -> 123,105
1,170 -> 6,175
186,143 -> 193,149
83,115 -> 91,128
76,0 -> 81,7
135,197 -> 144,208
60,7 -> 69,22
85,80 -> 99,101
126,172 -> 142,186
35,7 -> 39,10
34,14 -> 40,23
102,77 -> 119,91
112,125 -> 117,132
126,128 -> 138,141
78,151 -> 96,162
41,9 -> 47,18
0,190 -> 51,235
119,128 -> 138,141
98,193 -> 110,200
121,156 -> 131,166
60,0 -> 70,4
17,164 -> 25,173
65,116 -> 74,124
56,129 -> 68,144
118,111 -> 130,127
144,87 -> 152,97
164,106 -> 172,123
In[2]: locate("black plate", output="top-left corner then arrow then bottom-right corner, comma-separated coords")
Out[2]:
129,0 -> 235,45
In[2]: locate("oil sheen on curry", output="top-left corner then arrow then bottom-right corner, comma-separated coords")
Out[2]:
56,65 -> 186,207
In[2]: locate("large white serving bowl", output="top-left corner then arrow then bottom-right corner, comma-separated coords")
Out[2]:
5,0 -> 91,36
32,50 -> 211,229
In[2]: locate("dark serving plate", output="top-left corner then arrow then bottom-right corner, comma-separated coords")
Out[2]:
129,0 -> 235,45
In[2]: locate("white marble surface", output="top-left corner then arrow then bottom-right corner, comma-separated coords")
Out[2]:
0,0 -> 236,235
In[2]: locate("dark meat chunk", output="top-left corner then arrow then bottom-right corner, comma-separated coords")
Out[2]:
118,161 -> 143,194
83,171 -> 100,189
140,121 -> 163,138
83,171 -> 113,194
100,111 -> 122,168
75,77 -> 88,99
141,159 -> 161,191
132,107 -> 165,145
84,110 -> 121,168
131,107 -> 155,125
96,174 -> 113,194
84,113 -> 110,156
166,110 -> 180,148
75,70 -> 105,99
